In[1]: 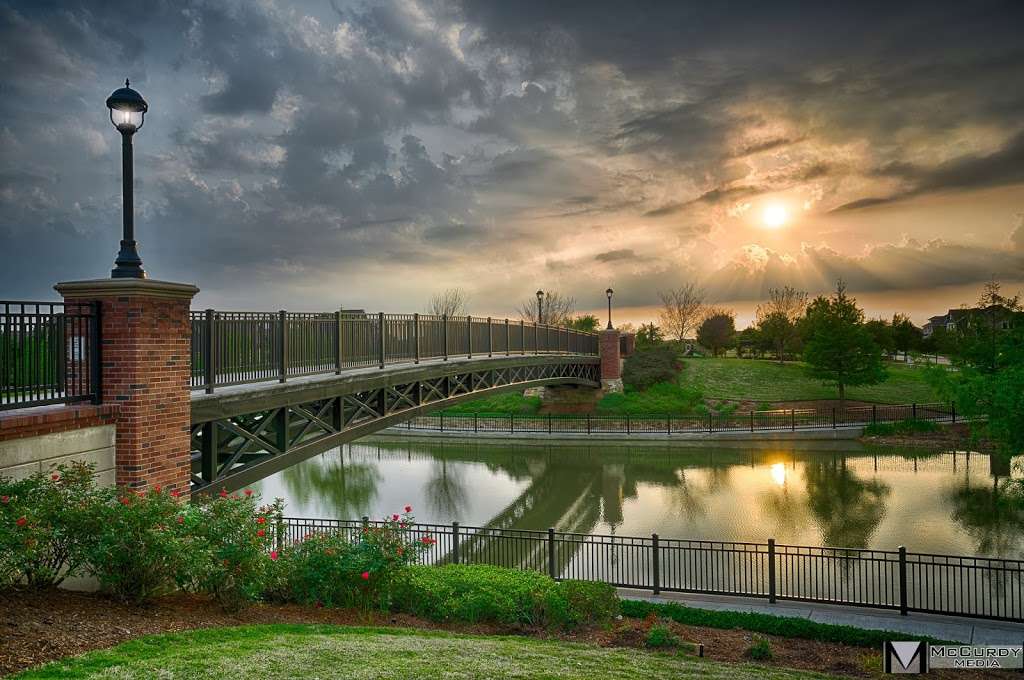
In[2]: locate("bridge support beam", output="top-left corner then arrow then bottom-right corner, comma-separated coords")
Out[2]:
56,278 -> 199,496
599,329 -> 623,393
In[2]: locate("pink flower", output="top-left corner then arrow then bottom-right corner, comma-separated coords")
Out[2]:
405,505 -> 412,513
219,489 -> 228,498
392,514 -> 399,521
244,489 -> 253,497
361,571 -> 370,580
270,551 -> 279,561
15,516 -> 27,527
257,529 -> 266,537
176,515 -> 184,524
1,496 -> 9,504
51,473 -> 60,481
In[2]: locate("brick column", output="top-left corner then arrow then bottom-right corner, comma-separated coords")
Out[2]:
599,329 -> 623,393
55,279 -> 199,496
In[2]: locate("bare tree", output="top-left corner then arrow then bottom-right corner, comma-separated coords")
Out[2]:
427,288 -> 469,317
755,286 -> 808,363
658,284 -> 706,341
517,290 -> 576,326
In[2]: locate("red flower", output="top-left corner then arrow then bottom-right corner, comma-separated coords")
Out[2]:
15,516 -> 27,527
51,473 -> 60,481
257,529 -> 266,537
361,571 -> 370,580
120,497 -> 131,506
392,514 -> 399,521
176,515 -> 184,524
219,489 -> 228,498
244,489 -> 253,497
420,536 -> 436,546
397,547 -> 404,556
256,516 -> 266,525
1,496 -> 9,504
270,550 -> 279,561
153,484 -> 162,494
405,505 -> 412,513
171,489 -> 181,498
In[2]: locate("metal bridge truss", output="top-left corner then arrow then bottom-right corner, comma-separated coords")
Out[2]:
190,358 -> 600,493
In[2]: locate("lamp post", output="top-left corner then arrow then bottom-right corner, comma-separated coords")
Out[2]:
536,290 -> 544,324
605,288 -> 614,329
106,79 -> 149,279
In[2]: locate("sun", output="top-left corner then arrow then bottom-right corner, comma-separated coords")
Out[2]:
762,203 -> 789,228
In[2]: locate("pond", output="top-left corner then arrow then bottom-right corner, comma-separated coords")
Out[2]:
252,438 -> 1024,560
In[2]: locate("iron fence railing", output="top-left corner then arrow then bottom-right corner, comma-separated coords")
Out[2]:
190,310 -> 599,393
1,301 -> 100,410
397,402 -> 957,435
281,517 -> 1024,622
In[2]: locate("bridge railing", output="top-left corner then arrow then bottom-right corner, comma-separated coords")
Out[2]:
1,301 -> 101,410
280,517 -> 1024,622
191,310 -> 599,392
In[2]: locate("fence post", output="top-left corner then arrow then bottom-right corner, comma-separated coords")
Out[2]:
832,407 -> 836,429
474,412 -> 478,433
335,310 -> 344,374
440,412 -> 444,433
275,515 -> 285,555
666,414 -> 671,436
750,410 -> 754,433
452,521 -> 461,565
378,312 -> 386,369
586,413 -> 591,435
951,403 -> 956,423
487,317 -> 493,357
467,315 -> 472,359
791,408 -> 795,432
520,320 -> 525,354
625,414 -> 630,435
872,404 -> 876,425
204,308 -> 216,394
707,412 -> 712,433
547,528 -> 556,579
505,319 -> 510,356
912,402 -> 917,421
278,310 -> 288,383
768,538 -> 776,603
651,533 -> 660,595
548,413 -> 552,434
898,546 -> 908,616
89,302 -> 103,404
510,413 -> 514,433
535,322 -> 539,355
413,313 -> 420,364
442,315 -> 449,361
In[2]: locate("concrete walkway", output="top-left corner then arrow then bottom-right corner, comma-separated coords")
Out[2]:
619,589 -> 1024,644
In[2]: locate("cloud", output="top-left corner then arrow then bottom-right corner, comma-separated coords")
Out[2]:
594,248 -> 641,262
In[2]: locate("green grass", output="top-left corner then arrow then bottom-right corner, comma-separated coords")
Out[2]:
439,392 -> 542,415
620,600 -> 950,648
683,358 -> 941,404
596,380 -> 703,415
13,624 -> 837,679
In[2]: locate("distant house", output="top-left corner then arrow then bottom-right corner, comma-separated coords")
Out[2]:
922,305 -> 1013,337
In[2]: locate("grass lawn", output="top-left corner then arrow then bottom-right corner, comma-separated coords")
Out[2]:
684,358 -> 942,404
438,392 -> 542,415
14,624 -> 837,680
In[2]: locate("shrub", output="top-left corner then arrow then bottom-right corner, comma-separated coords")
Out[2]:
188,493 -> 281,612
746,637 -> 773,660
0,462 -> 111,588
622,346 -> 680,391
544,579 -> 619,628
280,510 -> 426,609
645,624 -> 680,649
82,486 -> 199,605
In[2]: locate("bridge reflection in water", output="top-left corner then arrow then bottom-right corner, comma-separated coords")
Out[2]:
256,441 -> 1024,571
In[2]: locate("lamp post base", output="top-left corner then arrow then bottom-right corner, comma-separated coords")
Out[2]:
111,240 -> 146,279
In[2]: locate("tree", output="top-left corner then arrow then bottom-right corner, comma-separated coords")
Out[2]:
568,314 -> 600,332
517,290 -> 576,326
735,326 -> 764,358
802,281 -> 887,407
696,312 -> 736,357
657,283 -> 705,341
864,318 -> 893,355
890,313 -> 921,361
427,288 -> 469,317
636,322 -> 663,348
755,286 -> 807,364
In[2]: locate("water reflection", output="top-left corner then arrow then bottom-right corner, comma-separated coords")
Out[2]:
251,441 -> 1024,559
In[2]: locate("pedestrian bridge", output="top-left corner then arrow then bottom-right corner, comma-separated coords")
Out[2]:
188,311 -> 600,493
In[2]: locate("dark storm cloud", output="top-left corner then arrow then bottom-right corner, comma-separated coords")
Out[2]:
594,249 -> 640,263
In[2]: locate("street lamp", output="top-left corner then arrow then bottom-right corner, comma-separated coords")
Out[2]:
536,290 -> 544,324
106,79 -> 148,279
605,288 -> 614,329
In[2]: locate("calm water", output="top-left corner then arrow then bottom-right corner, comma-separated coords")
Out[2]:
252,439 -> 1024,559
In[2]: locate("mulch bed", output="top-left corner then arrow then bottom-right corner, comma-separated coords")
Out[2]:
0,589 -> 1015,678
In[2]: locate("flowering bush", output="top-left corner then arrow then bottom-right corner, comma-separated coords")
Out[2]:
188,493 -> 282,612
276,509 -> 426,609
82,486 -> 199,604
0,462 -> 112,588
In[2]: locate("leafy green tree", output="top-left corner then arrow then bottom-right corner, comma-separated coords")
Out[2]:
802,281 -> 887,407
755,286 -> 807,364
735,326 -> 767,358
636,322 -> 663,347
569,314 -> 600,333
890,313 -> 921,360
696,313 -> 736,357
864,318 -> 893,355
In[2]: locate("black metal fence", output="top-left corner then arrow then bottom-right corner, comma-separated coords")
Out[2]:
1,301 -> 100,410
190,310 -> 599,393
281,517 -> 1024,622
399,402 -> 957,435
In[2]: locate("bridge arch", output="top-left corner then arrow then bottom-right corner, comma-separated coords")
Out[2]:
189,354 -> 599,493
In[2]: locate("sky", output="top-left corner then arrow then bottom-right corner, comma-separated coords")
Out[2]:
1,0 -> 1022,327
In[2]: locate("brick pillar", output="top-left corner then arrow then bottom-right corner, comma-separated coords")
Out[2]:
621,332 -> 636,358
55,279 -> 199,496
599,329 -> 623,393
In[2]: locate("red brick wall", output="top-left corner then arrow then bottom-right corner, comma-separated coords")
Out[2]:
0,404 -> 118,442
599,329 -> 621,381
